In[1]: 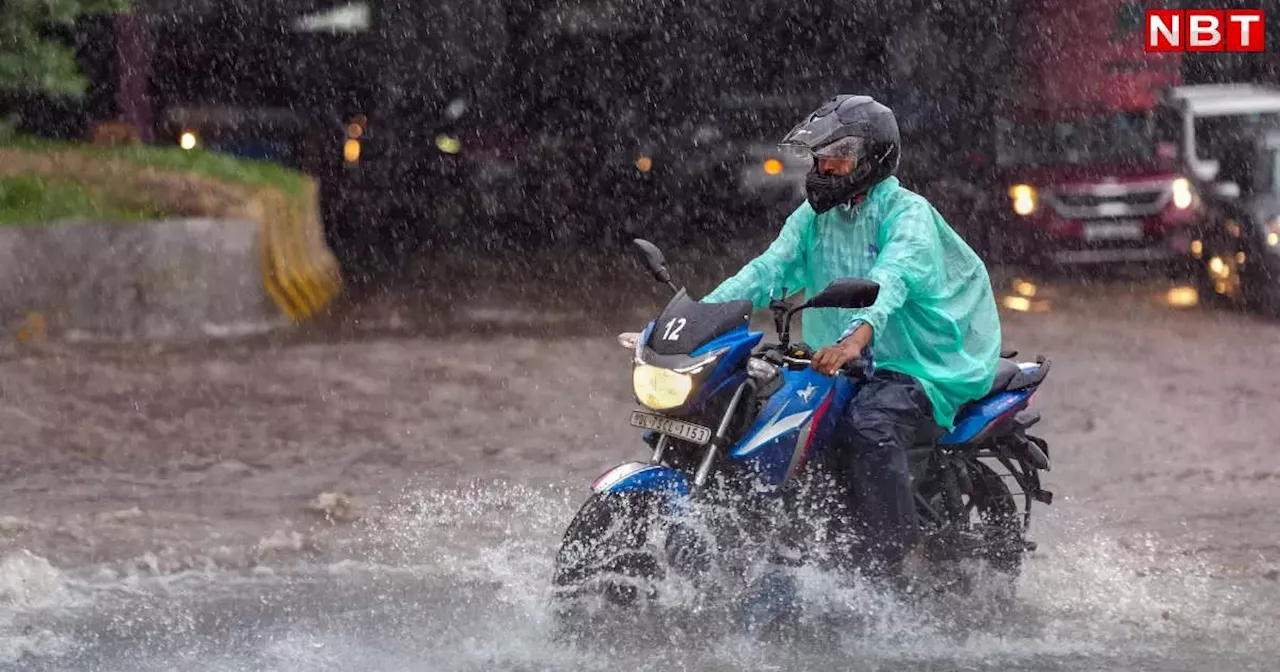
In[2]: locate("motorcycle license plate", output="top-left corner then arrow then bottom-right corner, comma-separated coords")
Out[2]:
629,411 -> 713,445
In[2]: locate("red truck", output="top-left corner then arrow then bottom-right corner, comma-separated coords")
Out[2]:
991,0 -> 1200,268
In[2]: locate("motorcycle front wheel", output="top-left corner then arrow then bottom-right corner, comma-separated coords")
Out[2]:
552,490 -> 667,607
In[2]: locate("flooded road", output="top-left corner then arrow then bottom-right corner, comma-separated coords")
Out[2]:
2,246 -> 1279,671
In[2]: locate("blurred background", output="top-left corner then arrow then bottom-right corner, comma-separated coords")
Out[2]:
2,1 -> 1280,670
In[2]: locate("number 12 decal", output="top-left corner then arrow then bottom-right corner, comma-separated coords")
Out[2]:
663,317 -> 686,341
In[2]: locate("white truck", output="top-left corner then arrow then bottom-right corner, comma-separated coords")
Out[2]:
1156,84 -> 1280,313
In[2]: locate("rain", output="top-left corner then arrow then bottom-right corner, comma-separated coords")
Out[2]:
2,0 -> 1280,670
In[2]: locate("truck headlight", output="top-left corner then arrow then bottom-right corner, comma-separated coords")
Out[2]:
1009,184 -> 1037,216
1172,177 -> 1194,209
343,138 -> 361,163
633,364 -> 693,410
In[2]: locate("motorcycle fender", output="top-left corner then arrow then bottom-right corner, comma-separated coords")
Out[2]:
591,461 -> 691,497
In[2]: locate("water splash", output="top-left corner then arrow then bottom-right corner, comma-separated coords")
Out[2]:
2,480 -> 1274,671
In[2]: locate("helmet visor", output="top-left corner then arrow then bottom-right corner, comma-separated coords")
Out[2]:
779,135 -> 868,176
779,110 -> 845,151
780,129 -> 868,159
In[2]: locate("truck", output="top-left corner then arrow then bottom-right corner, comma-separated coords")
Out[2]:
989,0 -> 1199,270
1154,83 -> 1280,313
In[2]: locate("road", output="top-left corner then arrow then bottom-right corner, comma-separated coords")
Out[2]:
1,247 -> 1278,671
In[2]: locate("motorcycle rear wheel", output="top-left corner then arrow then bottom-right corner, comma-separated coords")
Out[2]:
914,457 -> 1026,598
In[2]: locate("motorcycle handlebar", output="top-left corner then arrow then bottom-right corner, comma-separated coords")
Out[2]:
837,361 -> 866,378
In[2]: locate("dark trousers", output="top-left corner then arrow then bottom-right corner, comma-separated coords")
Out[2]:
831,369 -> 934,575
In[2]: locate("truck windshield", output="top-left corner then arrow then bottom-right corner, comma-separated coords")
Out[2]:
996,112 -> 1155,167
1193,113 -> 1280,164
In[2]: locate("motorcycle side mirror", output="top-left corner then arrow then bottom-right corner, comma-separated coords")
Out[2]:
631,238 -> 677,292
804,278 -> 881,309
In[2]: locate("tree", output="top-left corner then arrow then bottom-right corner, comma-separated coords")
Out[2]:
1,0 -> 132,134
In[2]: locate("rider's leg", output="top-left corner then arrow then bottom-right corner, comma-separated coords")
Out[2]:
833,369 -> 934,577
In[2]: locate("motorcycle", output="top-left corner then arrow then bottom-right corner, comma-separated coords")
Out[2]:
551,238 -> 1055,627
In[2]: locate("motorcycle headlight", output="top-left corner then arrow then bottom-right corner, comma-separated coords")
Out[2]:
632,364 -> 694,410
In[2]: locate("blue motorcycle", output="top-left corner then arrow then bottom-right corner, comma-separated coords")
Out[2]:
552,239 -> 1055,617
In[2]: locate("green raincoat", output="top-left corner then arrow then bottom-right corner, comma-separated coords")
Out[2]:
702,176 -> 1001,429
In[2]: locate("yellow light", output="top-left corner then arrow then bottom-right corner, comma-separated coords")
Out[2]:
1208,256 -> 1227,278
343,138 -> 360,163
1268,232 -> 1279,247
1215,280 -> 1228,295
1172,177 -> 1193,209
1165,286 -> 1199,308
632,365 -> 693,410
1014,280 -> 1038,297
436,135 -> 462,154
1191,239 -> 1203,258
1009,184 -> 1037,216
636,155 -> 653,172
179,132 -> 197,151
763,158 -> 783,175
1002,296 -> 1032,312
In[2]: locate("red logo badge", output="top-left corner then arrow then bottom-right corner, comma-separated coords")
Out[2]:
1145,9 -> 1265,52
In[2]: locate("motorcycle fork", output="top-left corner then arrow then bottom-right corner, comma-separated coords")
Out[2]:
692,380 -> 753,491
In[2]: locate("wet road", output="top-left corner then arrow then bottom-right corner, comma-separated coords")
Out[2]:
2,247 -> 1279,671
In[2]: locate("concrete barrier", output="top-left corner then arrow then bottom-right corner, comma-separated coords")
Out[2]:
0,218 -> 291,340
1,145 -> 344,340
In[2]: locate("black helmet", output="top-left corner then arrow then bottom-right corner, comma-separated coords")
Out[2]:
780,94 -> 901,214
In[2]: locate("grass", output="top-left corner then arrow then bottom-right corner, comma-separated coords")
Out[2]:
0,134 -> 310,225
0,174 -> 159,225
4,134 -> 308,195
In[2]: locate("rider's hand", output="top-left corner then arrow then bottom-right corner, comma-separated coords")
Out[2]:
811,323 -> 872,376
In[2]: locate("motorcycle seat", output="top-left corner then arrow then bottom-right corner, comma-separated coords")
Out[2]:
988,358 -> 1021,395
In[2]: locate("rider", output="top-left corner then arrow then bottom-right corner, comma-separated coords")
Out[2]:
701,94 -> 1003,578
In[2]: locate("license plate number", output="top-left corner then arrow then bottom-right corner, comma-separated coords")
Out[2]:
1085,220 -> 1143,241
629,411 -> 713,445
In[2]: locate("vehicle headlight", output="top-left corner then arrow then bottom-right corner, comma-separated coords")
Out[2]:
1172,177 -> 1194,209
1009,184 -> 1037,216
1267,217 -> 1279,248
436,135 -> 462,154
632,364 -> 693,410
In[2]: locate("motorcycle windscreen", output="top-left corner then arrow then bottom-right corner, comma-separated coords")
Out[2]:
648,291 -> 752,357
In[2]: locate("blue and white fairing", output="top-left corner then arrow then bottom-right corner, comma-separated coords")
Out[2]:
728,366 -> 856,493
599,303 -> 861,496
631,313 -> 762,416
940,361 -> 1044,445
